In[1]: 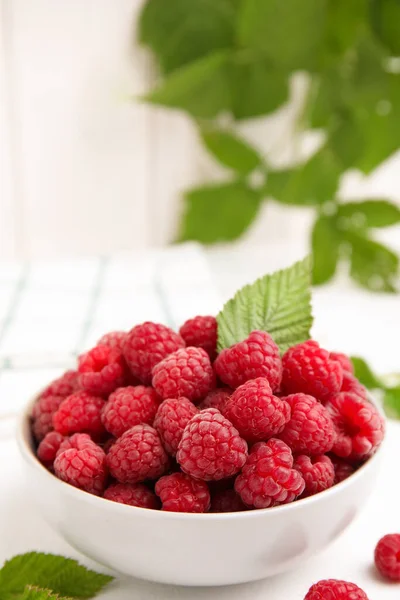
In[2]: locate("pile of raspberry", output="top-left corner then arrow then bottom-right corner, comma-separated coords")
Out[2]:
32,319 -> 385,517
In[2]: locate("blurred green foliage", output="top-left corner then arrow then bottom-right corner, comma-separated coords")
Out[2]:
139,0 -> 400,292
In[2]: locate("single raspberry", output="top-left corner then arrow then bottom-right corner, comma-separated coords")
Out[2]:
329,351 -> 354,374
214,331 -> 282,392
211,489 -> 247,513
330,456 -> 355,484
54,437 -> 107,495
340,371 -> 367,400
224,377 -> 290,443
279,393 -> 336,455
235,438 -> 305,509
152,347 -> 215,403
155,472 -> 210,513
177,408 -> 248,481
153,397 -> 198,456
32,394 -> 64,440
97,331 -> 127,352
104,482 -> 159,509
294,455 -> 335,497
325,392 -> 385,461
52,391 -> 106,439
374,534 -> 400,581
106,424 -> 169,483
304,579 -> 369,599
199,388 -> 231,413
41,370 -> 79,398
37,431 -> 65,467
78,344 -> 126,397
123,322 -> 185,384
282,340 -> 343,401
179,316 -> 217,360
101,385 -> 160,438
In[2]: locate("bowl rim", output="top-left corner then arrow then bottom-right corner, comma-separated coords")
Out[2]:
17,393 -> 386,521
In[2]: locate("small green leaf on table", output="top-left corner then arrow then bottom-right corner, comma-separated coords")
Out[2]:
217,256 -> 313,353
337,200 -> 400,229
351,356 -> 383,389
312,216 -> 340,285
179,181 -> 262,243
200,128 -> 262,175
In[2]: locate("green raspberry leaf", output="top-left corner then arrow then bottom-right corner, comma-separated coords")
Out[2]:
350,356 -> 383,389
200,128 -> 262,175
337,200 -> 400,229
217,256 -> 313,353
0,553 -> 114,600
311,216 -> 340,285
383,386 -> 400,420
17,586 -> 72,600
370,0 -> 400,56
348,233 -> 399,293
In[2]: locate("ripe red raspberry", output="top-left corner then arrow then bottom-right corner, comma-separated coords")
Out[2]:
329,351 -> 354,374
199,388 -> 231,413
279,393 -> 336,455
155,472 -> 210,513
101,385 -> 160,438
104,482 -> 159,509
325,392 -> 385,461
293,455 -> 335,497
235,438 -> 305,509
177,409 -> 248,481
304,579 -> 369,599
153,397 -> 198,456
97,331 -> 126,352
41,370 -> 80,398
214,331 -> 282,392
282,340 -> 343,401
340,371 -> 367,400
123,322 -> 185,384
78,345 -> 126,397
32,394 -> 64,440
56,432 -> 96,456
224,378 -> 290,443
152,347 -> 215,403
374,533 -> 400,581
37,431 -> 65,467
52,391 -> 106,439
179,315 -> 217,360
211,489 -> 247,513
54,436 -> 107,496
106,424 -> 169,483
331,456 -> 355,484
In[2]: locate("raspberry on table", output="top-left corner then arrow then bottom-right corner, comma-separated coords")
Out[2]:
304,579 -> 369,599
330,456 -> 355,484
104,482 -> 160,509
294,455 -> 335,497
211,489 -> 247,513
179,315 -> 217,360
374,533 -> 400,581
78,344 -> 126,397
123,322 -> 185,384
152,347 -> 215,403
224,377 -> 291,443
279,393 -> 336,455
106,424 -> 169,484
54,436 -> 107,496
37,431 -> 65,467
155,472 -> 210,513
325,392 -> 385,461
235,438 -> 305,509
52,391 -> 106,439
177,408 -> 248,481
32,394 -> 65,441
153,397 -> 198,456
214,330 -> 282,392
97,331 -> 127,352
41,370 -> 80,399
199,388 -> 231,413
282,340 -> 343,401
101,385 -> 160,438
329,351 -> 354,374
340,371 -> 367,400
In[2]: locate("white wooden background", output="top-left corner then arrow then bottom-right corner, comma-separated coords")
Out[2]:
1,0 -> 400,261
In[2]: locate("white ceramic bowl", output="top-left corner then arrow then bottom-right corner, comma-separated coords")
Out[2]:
17,397 -> 384,587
